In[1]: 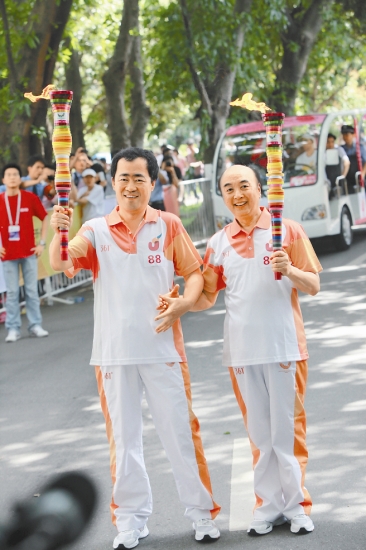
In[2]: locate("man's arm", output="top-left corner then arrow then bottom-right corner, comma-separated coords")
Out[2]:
76,191 -> 90,206
190,288 -> 218,311
49,206 -> 74,272
342,156 -> 350,177
155,268 -> 203,333
32,215 -> 48,257
158,277 -> 219,315
271,250 -> 320,295
21,177 -> 42,189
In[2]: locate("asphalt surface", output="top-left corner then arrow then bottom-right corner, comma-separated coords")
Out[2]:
0,230 -> 365,550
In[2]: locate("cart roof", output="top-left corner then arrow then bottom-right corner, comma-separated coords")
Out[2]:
226,114 -> 326,136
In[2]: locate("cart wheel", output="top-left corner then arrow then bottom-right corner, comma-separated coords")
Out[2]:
333,206 -> 353,251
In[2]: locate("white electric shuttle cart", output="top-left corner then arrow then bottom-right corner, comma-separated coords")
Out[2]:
211,110 -> 366,250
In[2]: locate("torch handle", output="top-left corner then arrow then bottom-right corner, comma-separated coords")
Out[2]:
49,90 -> 73,261
262,112 -> 285,282
60,229 -> 69,261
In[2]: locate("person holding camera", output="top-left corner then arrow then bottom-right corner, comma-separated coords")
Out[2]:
40,164 -> 57,209
70,147 -> 92,191
161,155 -> 181,217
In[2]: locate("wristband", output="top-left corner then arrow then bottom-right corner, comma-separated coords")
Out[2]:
39,240 -> 46,246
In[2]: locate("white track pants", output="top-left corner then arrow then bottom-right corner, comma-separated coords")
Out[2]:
96,362 -> 220,531
229,361 -> 312,521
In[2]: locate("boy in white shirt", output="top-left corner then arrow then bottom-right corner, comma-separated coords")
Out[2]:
77,168 -> 104,223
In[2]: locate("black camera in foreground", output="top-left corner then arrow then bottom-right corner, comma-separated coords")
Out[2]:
0,472 -> 97,550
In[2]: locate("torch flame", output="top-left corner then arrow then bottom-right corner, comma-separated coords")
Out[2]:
230,92 -> 272,114
24,84 -> 56,102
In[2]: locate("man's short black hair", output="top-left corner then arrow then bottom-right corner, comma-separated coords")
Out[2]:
328,133 -> 337,141
341,124 -> 355,135
27,154 -> 45,167
2,163 -> 22,179
111,147 -> 159,181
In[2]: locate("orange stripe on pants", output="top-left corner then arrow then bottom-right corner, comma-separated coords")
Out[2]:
180,362 -> 221,519
294,360 -> 312,514
95,366 -> 118,525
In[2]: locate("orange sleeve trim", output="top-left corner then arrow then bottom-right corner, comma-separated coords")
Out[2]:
284,220 -> 322,273
163,218 -> 202,276
67,235 -> 100,281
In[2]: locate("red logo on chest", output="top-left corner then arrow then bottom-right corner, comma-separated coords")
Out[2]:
148,233 -> 162,251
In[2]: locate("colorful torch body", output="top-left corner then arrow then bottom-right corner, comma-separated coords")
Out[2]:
262,112 -> 285,281
49,90 -> 73,261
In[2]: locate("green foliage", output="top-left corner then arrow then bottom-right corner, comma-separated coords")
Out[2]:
54,0 -> 127,153
297,1 -> 366,113
3,0 -> 365,159
0,0 -> 36,121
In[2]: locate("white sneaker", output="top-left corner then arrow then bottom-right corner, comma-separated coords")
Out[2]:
290,514 -> 314,534
5,329 -> 21,343
247,515 -> 287,536
113,525 -> 149,549
193,518 -> 220,541
29,325 -> 49,338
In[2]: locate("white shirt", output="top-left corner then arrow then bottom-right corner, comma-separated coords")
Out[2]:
66,206 -> 202,366
295,150 -> 317,172
77,185 -> 104,223
203,208 -> 322,367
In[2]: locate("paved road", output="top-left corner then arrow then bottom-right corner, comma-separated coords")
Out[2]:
0,231 -> 365,550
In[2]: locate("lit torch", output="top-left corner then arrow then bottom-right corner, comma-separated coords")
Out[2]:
230,93 -> 285,281
25,85 -> 73,261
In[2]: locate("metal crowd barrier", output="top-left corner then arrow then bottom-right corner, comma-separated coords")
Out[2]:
0,270 -> 92,315
179,177 -> 216,247
0,177 -> 215,318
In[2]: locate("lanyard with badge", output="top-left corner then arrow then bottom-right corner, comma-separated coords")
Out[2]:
5,192 -> 21,241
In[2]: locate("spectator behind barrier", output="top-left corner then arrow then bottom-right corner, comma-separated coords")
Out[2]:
161,155 -> 181,217
341,125 -> 366,193
77,168 -> 105,223
0,163 -> 49,342
21,155 -> 45,198
70,147 -> 91,190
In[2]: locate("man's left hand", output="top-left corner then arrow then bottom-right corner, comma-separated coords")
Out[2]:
270,249 -> 292,277
32,244 -> 45,258
155,284 -> 188,333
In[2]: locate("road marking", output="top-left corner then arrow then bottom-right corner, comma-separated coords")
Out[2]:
229,438 -> 254,532
185,338 -> 223,348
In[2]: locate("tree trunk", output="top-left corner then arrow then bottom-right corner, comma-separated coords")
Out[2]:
271,0 -> 329,114
179,0 -> 253,164
65,47 -> 86,151
102,0 -> 139,152
0,0 -> 73,171
129,33 -> 151,148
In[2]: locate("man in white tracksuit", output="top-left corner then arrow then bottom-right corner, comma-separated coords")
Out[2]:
160,164 -> 322,537
49,148 -> 220,549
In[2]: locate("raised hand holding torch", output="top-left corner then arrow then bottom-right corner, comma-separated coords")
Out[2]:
25,85 -> 73,260
230,93 -> 285,280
